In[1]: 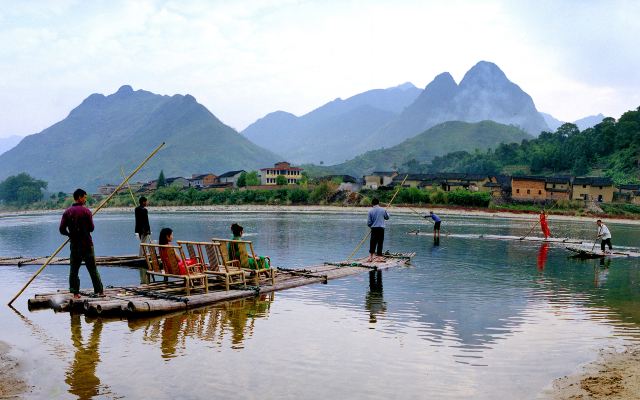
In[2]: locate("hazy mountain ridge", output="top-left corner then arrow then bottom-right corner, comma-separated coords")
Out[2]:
540,112 -> 606,132
305,120 -> 532,177
242,83 -> 422,164
0,135 -> 23,156
0,85 -> 281,192
366,61 -> 549,150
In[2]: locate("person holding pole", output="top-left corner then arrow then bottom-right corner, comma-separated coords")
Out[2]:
367,198 -> 389,262
540,210 -> 551,239
135,196 -> 151,255
596,219 -> 613,254
424,211 -> 442,238
59,189 -> 104,299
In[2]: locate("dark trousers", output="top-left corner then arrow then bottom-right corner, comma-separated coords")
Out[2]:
601,238 -> 612,252
369,227 -> 385,256
69,243 -> 103,294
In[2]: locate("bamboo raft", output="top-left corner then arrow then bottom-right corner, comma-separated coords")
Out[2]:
407,231 -> 585,244
0,255 -> 145,267
27,252 -> 415,317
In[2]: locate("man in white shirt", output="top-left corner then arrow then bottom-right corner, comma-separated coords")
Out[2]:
597,219 -> 612,254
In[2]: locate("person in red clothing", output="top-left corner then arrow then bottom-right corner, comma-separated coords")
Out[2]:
59,189 -> 104,299
540,210 -> 551,239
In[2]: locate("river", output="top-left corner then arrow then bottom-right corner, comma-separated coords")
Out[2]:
1,210 -> 639,399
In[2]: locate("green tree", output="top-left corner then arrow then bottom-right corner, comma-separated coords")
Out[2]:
245,171 -> 260,186
276,175 -> 287,185
237,172 -> 247,187
0,173 -> 47,205
157,170 -> 166,188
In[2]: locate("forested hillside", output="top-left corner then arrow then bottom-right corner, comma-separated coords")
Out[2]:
407,107 -> 640,183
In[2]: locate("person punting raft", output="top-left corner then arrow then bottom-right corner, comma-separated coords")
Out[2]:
367,198 -> 390,263
596,219 -> 613,255
424,211 -> 442,239
540,210 -> 551,239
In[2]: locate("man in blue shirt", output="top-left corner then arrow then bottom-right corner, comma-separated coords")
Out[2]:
425,211 -> 442,238
367,198 -> 390,262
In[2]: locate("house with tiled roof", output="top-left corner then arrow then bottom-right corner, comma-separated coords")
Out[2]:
572,177 -> 614,202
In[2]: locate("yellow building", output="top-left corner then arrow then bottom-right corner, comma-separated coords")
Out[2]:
545,176 -> 571,201
572,177 -> 614,202
511,176 -> 547,201
260,162 -> 303,185
363,171 -> 398,189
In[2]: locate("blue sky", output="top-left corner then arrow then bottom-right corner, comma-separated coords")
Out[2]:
0,0 -> 638,138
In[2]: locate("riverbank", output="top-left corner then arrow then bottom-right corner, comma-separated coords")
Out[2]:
545,344 -> 640,399
0,341 -> 27,399
3,204 -> 640,225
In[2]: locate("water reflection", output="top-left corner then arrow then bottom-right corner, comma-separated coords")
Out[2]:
537,243 -> 549,271
366,270 -> 386,324
65,315 -> 103,400
130,294 -> 274,357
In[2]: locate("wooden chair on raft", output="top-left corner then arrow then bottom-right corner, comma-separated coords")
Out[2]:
140,243 -> 208,295
177,240 -> 246,291
213,238 -> 276,286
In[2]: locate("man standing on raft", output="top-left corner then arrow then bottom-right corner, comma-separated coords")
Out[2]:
597,219 -> 613,254
367,198 -> 389,262
425,211 -> 442,238
59,189 -> 104,299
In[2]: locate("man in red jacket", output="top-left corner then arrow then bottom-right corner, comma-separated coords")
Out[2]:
59,188 -> 104,299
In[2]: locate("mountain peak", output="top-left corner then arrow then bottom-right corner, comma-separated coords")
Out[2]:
115,85 -> 134,95
460,61 -> 509,87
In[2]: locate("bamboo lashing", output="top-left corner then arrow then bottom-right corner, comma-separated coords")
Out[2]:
7,142 -> 165,306
347,174 -> 408,261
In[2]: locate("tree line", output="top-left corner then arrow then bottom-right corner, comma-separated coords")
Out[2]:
402,107 -> 640,184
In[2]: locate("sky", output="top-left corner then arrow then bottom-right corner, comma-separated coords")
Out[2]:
0,0 -> 639,139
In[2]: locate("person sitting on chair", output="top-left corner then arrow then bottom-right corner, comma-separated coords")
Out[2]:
229,223 -> 270,269
158,227 -> 197,274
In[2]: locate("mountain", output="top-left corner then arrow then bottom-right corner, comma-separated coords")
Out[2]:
242,83 -> 421,164
574,113 -> 606,131
0,86 -> 281,192
307,120 -> 532,177
540,112 -> 564,131
540,112 -> 607,132
366,61 -> 549,150
0,135 -> 23,155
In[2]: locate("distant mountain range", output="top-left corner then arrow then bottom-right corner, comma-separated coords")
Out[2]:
303,120 -> 532,177
244,61 -> 549,165
0,135 -> 23,156
0,86 -> 280,192
243,83 -> 421,164
541,112 -> 606,131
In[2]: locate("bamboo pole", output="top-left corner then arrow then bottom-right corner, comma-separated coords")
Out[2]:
347,175 -> 408,261
120,166 -> 138,205
7,142 -> 165,306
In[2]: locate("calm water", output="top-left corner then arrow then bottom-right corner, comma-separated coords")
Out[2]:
1,210 -> 640,399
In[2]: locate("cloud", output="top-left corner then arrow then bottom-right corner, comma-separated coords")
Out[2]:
0,0 -> 638,137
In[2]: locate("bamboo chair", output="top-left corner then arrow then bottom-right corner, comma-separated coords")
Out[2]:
140,243 -> 208,296
177,240 -> 246,291
212,238 -> 276,286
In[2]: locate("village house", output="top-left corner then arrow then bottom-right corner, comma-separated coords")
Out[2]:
364,171 -> 398,189
615,184 -> 640,204
572,177 -> 614,202
545,176 -> 572,201
483,175 -> 511,199
260,162 -> 303,185
165,177 -> 191,188
391,173 -> 438,189
218,170 -> 245,187
189,173 -> 218,188
511,176 -> 547,201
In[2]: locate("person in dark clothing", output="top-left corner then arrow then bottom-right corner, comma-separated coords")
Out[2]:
135,196 -> 151,255
424,211 -> 442,238
367,198 -> 389,262
59,188 -> 104,299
